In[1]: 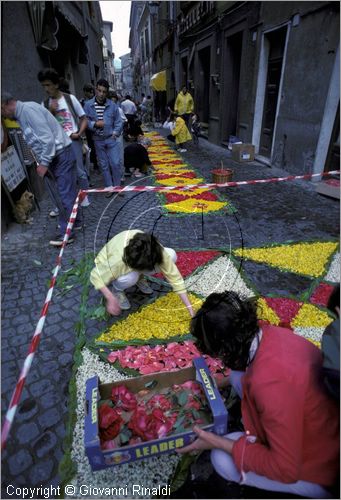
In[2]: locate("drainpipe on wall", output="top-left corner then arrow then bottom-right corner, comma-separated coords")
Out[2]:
171,1 -> 180,94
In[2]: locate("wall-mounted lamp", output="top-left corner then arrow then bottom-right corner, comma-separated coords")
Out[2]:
148,1 -> 176,29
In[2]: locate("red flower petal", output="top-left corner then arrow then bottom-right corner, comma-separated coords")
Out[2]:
310,282 -> 335,307
265,297 -> 302,325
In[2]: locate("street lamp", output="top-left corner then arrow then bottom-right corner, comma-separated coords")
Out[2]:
148,1 -> 176,29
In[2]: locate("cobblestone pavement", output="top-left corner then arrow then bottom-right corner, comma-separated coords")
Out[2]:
1,129 -> 339,498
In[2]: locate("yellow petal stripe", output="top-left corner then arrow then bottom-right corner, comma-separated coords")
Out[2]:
165,199 -> 227,214
96,292 -> 203,344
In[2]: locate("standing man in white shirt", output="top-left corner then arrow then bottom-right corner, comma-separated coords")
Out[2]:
120,94 -> 137,138
37,68 -> 90,208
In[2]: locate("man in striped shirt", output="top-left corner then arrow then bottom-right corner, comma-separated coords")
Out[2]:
84,79 -> 123,197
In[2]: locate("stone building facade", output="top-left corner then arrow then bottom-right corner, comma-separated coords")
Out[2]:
1,1 -> 105,101
130,1 -> 339,175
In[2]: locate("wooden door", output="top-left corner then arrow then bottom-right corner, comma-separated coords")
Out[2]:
259,27 -> 287,157
325,104 -> 340,172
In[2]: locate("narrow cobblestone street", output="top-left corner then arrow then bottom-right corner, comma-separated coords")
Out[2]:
1,130 -> 339,498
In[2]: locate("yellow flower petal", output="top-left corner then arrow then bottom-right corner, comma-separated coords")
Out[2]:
234,242 -> 338,278
257,298 -> 280,325
164,199 -> 227,213
291,304 -> 333,328
157,177 -> 204,186
96,292 -> 202,344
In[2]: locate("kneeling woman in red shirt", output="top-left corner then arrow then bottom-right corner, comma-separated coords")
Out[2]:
178,291 -> 339,499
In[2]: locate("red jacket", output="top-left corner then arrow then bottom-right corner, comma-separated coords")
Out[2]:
232,324 -> 339,486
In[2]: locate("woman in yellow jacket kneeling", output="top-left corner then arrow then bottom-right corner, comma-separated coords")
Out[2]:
170,113 -> 192,152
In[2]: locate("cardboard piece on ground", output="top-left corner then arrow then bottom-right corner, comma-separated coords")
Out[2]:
84,357 -> 228,470
232,143 -> 255,162
315,180 -> 340,200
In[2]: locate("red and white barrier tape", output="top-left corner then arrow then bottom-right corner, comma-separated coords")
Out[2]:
83,170 -> 340,194
1,194 -> 81,450
1,168 -> 339,448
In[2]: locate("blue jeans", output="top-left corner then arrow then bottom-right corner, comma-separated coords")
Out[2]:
71,140 -> 89,190
94,137 -> 121,187
49,146 -> 79,236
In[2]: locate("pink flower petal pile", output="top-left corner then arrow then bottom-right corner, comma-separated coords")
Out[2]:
107,340 -> 230,382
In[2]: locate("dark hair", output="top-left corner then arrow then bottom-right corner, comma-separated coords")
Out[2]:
1,91 -> 15,104
83,83 -> 94,92
328,285 -> 340,316
108,90 -> 118,99
37,68 -> 60,84
191,291 -> 259,370
59,78 -> 70,93
96,79 -> 109,89
125,95 -> 131,100
123,233 -> 163,271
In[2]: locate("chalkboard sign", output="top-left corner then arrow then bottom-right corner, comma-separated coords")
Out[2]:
1,145 -> 26,192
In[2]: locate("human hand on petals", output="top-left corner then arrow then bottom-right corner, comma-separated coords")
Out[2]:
106,296 -> 121,316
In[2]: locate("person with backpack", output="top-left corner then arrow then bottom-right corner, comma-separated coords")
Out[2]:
37,68 -> 90,209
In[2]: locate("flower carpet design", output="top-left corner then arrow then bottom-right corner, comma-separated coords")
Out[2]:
257,297 -> 333,345
62,242 -> 339,495
145,131 -> 233,215
96,292 -> 203,345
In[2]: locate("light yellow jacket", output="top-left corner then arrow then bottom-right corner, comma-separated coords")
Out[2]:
174,91 -> 194,115
90,229 -> 186,293
171,117 -> 192,145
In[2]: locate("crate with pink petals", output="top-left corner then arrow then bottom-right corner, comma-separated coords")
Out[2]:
84,357 -> 228,470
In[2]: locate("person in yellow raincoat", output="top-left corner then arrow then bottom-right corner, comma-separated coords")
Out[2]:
174,86 -> 194,127
169,113 -> 192,152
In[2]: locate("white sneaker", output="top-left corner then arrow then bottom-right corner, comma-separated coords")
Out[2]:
136,278 -> 153,295
49,208 -> 59,217
113,291 -> 131,310
178,148 -> 187,153
80,196 -> 90,207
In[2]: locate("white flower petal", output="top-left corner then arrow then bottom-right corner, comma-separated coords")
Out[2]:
185,256 -> 254,298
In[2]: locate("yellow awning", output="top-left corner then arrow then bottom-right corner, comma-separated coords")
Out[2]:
150,70 -> 167,91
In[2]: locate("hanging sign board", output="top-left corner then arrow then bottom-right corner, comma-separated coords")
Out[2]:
1,145 -> 26,192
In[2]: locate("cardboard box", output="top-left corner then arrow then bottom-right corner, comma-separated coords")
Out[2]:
315,179 -> 340,200
232,143 -> 255,162
84,357 -> 228,470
